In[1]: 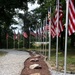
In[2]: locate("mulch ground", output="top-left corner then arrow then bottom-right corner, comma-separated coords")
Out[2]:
21,51 -> 51,75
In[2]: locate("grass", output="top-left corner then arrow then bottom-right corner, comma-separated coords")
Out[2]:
0,51 -> 8,57
46,49 -> 75,73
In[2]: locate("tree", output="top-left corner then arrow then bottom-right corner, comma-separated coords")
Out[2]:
0,0 -> 35,48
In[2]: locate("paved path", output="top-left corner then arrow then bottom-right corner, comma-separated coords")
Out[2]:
0,49 -> 30,75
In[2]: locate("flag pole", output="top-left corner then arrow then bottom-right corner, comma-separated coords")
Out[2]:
22,32 -> 28,50
13,31 -> 15,49
14,37 -> 15,49
29,32 -> 31,50
45,15 -> 47,56
64,0 -> 69,75
36,25 -> 38,51
23,35 -> 24,50
29,27 -> 30,50
6,33 -> 8,49
48,7 -> 51,60
43,20 -> 45,55
7,37 -> 8,49
43,36 -> 45,55
56,0 -> 59,70
43,19 -> 46,55
18,31 -> 19,50
40,22 -> 42,53
18,38 -> 19,50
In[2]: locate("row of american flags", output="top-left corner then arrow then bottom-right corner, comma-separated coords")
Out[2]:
5,0 -> 75,51
5,0 -> 75,75
6,0 -> 75,48
6,32 -> 28,40
5,0 -> 75,40
5,0 -> 63,39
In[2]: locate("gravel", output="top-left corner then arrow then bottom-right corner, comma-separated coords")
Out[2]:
0,49 -> 30,75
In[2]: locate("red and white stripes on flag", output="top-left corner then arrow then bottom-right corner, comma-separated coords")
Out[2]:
43,18 -> 56,38
13,32 -> 17,40
37,28 -> 42,38
51,24 -> 56,38
50,18 -> 56,38
42,22 -> 47,38
17,32 -> 20,40
68,0 -> 75,35
53,2 -> 64,37
30,31 -> 36,37
48,8 -> 51,21
40,27 -> 46,38
44,20 -> 50,30
23,32 -> 28,38
6,33 -> 8,39
48,8 -> 56,38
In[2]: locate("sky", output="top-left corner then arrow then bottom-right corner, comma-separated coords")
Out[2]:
28,1 -> 40,11
11,1 -> 40,34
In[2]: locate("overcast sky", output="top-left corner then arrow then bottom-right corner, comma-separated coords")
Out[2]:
28,1 -> 40,11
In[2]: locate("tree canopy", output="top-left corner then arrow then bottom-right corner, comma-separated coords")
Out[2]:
0,0 -> 35,48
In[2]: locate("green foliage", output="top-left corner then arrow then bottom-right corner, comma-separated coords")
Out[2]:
33,0 -> 56,21
0,0 -> 36,48
32,0 -> 66,25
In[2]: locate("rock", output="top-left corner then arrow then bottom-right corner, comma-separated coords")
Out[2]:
30,58 -> 39,62
30,51 -> 36,55
32,51 -> 36,54
29,64 -> 42,69
34,54 -> 41,58
30,73 -> 41,75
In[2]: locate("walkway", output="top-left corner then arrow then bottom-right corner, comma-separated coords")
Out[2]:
0,49 -> 30,75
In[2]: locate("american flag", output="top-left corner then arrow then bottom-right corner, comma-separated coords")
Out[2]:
37,28 -> 41,37
48,8 -> 51,21
47,8 -> 56,38
51,20 -> 56,38
44,19 -> 49,30
23,32 -> 28,38
30,31 -> 36,37
6,33 -> 8,39
17,31 -> 20,40
53,2 -> 64,37
13,32 -> 17,40
68,0 -> 75,35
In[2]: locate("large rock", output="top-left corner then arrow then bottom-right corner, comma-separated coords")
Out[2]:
29,64 -> 42,69
30,73 -> 41,75
30,58 -> 39,62
34,54 -> 41,58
